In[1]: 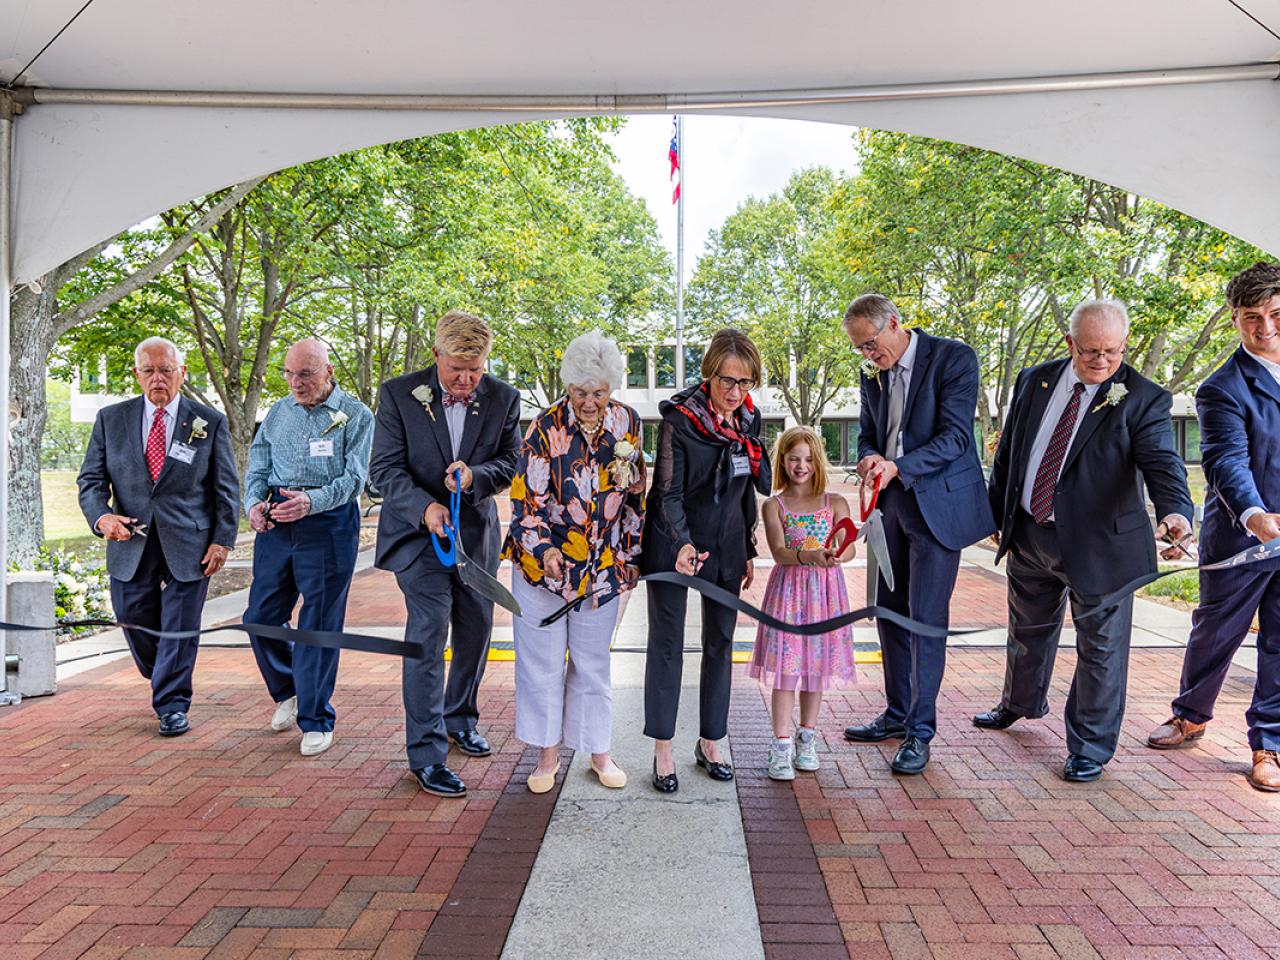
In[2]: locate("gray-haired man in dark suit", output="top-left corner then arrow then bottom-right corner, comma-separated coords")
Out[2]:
77,337 -> 240,737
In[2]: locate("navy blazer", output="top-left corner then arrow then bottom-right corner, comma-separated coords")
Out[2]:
858,330 -> 994,551
76,395 -> 240,583
989,359 -> 1193,596
370,367 -> 521,574
1196,347 -> 1280,567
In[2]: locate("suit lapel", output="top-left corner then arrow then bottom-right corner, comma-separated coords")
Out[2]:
900,331 -> 935,430
421,367 -> 455,465
124,396 -> 145,478
152,397 -> 190,487
1014,360 -> 1068,482
455,375 -> 489,467
1061,365 -> 1127,475
1238,348 -> 1280,408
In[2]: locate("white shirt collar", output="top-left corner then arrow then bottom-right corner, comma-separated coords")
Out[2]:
1061,362 -> 1103,396
143,394 -> 182,421
1244,346 -> 1280,379
896,329 -> 919,372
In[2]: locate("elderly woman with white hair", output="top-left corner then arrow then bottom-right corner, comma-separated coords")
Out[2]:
504,330 -> 647,792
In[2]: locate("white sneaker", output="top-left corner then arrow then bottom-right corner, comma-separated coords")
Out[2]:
768,738 -> 795,781
300,731 -> 333,756
270,696 -> 298,732
795,727 -> 820,772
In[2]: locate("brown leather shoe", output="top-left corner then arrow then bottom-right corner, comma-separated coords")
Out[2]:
1146,716 -> 1207,749
1248,750 -> 1280,792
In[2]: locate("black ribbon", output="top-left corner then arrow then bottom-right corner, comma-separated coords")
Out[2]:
0,618 -> 425,659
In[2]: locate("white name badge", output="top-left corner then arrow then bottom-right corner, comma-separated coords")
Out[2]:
169,443 -> 196,464
731,454 -> 751,477
309,439 -> 335,458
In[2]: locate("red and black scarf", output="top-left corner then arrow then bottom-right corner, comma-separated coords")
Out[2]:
671,381 -> 764,478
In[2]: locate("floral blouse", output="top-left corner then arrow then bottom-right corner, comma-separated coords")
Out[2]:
504,397 -> 646,606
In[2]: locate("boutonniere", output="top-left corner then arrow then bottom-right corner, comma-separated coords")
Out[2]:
187,417 -> 208,443
410,384 -> 436,422
608,439 -> 639,488
1092,382 -> 1127,413
321,409 -> 349,435
861,361 -> 882,386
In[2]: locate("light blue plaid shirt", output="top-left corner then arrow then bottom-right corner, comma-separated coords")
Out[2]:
243,384 -> 374,516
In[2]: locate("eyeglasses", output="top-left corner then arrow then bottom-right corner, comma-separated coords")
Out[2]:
283,368 -> 323,381
567,386 -> 611,403
851,319 -> 893,354
136,366 -> 180,377
1073,346 -> 1127,362
714,375 -> 757,393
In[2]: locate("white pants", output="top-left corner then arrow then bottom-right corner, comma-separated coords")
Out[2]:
512,573 -> 620,754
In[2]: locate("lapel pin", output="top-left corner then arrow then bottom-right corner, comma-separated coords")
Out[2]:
1040,381 -> 1048,389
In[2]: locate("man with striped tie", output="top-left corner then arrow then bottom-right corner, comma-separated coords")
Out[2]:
980,300 -> 1193,781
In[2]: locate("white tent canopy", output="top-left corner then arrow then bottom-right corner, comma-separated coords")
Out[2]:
3,0 -> 1280,283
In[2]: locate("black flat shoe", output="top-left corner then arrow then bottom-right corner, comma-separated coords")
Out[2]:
972,705 -> 1023,730
890,736 -> 930,775
158,712 -> 189,737
844,714 -> 907,742
449,729 -> 492,757
652,758 -> 679,794
412,763 -> 467,797
694,740 -> 734,781
1062,754 -> 1104,783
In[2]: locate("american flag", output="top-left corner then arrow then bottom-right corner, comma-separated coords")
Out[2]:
669,116 -> 681,204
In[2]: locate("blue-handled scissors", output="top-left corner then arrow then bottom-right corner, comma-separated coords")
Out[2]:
431,469 -> 462,566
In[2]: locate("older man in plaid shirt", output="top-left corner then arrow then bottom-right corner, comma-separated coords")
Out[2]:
243,338 -> 374,757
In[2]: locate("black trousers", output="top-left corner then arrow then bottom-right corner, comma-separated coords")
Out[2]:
1002,511 -> 1134,763
643,574 -> 740,741
109,532 -> 209,717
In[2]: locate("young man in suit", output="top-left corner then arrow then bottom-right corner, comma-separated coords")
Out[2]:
370,311 -> 521,797
841,294 -> 996,775
1146,262 -> 1280,791
77,337 -> 240,737
981,300 -> 1193,782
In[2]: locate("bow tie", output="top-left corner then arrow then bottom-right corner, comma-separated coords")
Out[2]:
442,392 -> 474,408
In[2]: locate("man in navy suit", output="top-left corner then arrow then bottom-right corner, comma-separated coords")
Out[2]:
981,300 -> 1192,782
841,294 -> 996,775
370,310 -> 521,797
1147,262 -> 1280,792
77,337 -> 240,737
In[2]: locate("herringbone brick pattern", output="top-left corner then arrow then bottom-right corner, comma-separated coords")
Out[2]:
733,649 -> 1280,960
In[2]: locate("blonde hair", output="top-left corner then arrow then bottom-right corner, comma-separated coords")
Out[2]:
435,310 -> 492,359
700,328 -> 762,385
771,426 -> 829,495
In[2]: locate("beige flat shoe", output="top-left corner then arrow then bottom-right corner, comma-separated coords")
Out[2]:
527,762 -> 560,794
589,758 -> 627,789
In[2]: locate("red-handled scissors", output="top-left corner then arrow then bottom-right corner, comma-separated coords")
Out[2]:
824,475 -> 895,600
824,475 -> 880,554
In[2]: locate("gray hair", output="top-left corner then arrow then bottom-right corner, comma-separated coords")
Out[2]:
134,336 -> 184,366
843,293 -> 899,331
560,330 -> 626,392
1068,299 -> 1130,338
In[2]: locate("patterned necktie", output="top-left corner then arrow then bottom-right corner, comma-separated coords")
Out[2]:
145,407 -> 167,482
1028,382 -> 1086,523
442,392 -> 474,408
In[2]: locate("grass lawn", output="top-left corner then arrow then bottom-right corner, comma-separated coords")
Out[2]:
43,471 -> 93,543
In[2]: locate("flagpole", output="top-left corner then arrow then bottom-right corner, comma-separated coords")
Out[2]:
674,115 -> 685,389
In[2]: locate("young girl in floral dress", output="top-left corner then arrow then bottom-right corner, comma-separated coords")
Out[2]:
748,426 -> 858,780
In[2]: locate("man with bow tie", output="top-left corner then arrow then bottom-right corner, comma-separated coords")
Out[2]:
77,337 -> 239,737
370,310 -> 521,796
980,300 -> 1193,782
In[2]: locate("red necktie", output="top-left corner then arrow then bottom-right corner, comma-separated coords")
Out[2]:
145,408 -> 167,482
1028,382 -> 1085,524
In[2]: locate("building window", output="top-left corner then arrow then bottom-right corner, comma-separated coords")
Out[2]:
643,421 -> 659,459
821,421 -> 844,465
627,349 -> 648,389
655,347 -> 676,388
762,420 -> 784,456
1184,418 -> 1201,463
79,361 -> 103,395
846,422 -> 860,460
683,346 -> 704,387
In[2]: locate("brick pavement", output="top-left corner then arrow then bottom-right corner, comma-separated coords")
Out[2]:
729,650 -> 1280,960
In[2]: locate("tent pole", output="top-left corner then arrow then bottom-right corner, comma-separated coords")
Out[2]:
0,93 -> 17,706
10,62 -> 1278,113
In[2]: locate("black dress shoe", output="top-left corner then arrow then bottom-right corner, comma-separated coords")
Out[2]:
844,714 -> 907,742
652,758 -> 679,794
411,763 -> 467,797
158,712 -> 189,737
972,705 -> 1023,730
694,740 -> 734,781
1062,754 -> 1104,782
890,736 -> 930,775
449,729 -> 492,757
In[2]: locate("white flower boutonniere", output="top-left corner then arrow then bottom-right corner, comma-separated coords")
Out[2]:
609,439 -> 639,489
188,417 -> 208,443
861,361 -> 882,387
1092,382 -> 1128,413
321,409 -> 349,435
410,384 -> 436,422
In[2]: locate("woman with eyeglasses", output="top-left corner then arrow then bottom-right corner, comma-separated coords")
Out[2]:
640,327 -> 772,793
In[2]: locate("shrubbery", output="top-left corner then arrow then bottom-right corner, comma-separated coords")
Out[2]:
13,549 -> 113,636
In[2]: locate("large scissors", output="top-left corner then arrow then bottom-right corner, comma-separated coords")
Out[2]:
824,474 -> 895,606
431,469 -> 523,617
